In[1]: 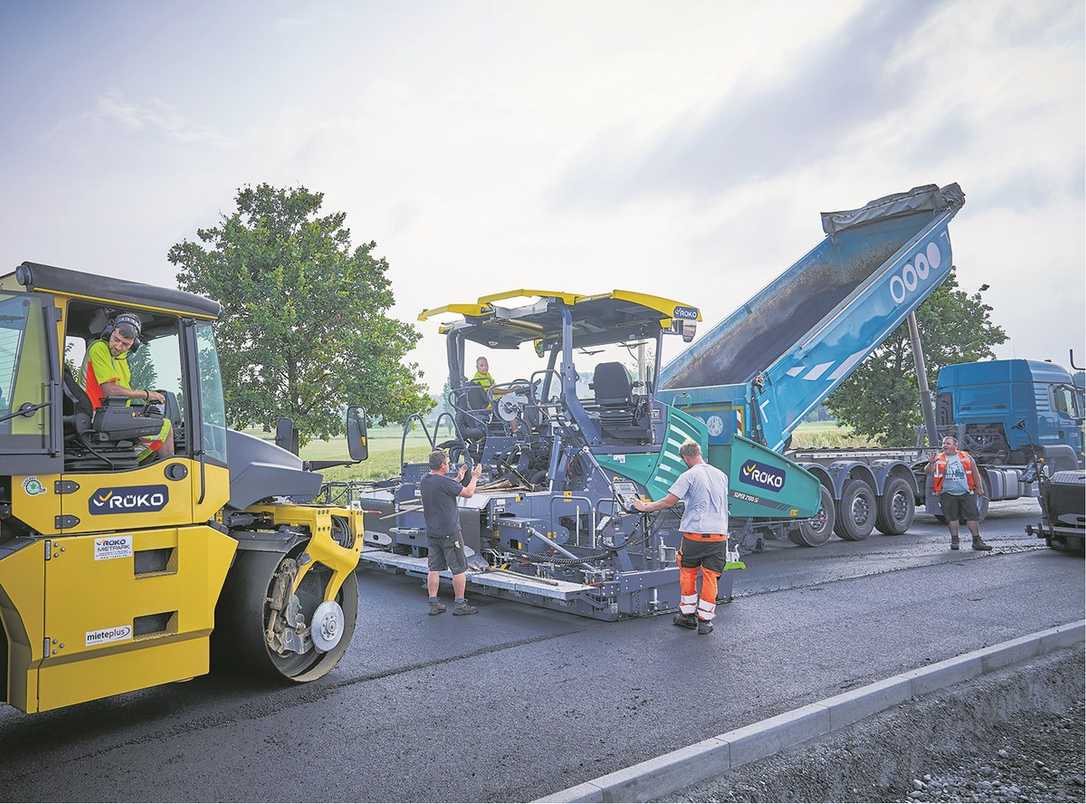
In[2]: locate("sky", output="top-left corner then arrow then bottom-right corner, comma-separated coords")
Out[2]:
1,0 -> 1083,395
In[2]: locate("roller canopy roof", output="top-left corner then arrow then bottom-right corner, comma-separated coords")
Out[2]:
7,261 -> 222,319
418,288 -> 702,350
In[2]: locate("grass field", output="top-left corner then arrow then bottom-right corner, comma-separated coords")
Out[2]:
262,424 -> 447,483
271,419 -> 868,482
788,420 -> 870,449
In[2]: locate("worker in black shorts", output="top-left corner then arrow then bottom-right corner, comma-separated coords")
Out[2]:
420,449 -> 483,615
931,435 -> 992,551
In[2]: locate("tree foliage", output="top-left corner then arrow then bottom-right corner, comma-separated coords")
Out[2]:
168,184 -> 432,444
127,347 -> 159,391
825,271 -> 1007,446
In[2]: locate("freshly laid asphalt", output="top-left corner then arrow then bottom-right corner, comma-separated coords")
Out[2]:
1,501 -> 1082,802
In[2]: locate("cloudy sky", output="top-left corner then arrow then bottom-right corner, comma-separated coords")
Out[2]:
2,0 -> 1083,393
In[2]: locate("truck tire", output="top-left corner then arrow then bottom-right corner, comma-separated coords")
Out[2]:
875,476 -> 915,535
834,479 -> 876,541
788,486 -> 835,547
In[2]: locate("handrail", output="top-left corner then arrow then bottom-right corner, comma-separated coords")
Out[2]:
432,411 -> 458,443
400,413 -> 434,470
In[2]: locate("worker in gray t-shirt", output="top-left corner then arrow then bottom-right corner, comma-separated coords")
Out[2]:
419,450 -> 483,615
633,440 -> 729,635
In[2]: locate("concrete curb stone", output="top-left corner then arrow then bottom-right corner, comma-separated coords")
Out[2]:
536,619 -> 1085,803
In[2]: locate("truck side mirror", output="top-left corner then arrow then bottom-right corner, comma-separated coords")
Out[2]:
275,416 -> 299,456
347,406 -> 369,462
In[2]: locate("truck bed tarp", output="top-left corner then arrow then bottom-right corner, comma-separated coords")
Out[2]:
821,183 -> 964,235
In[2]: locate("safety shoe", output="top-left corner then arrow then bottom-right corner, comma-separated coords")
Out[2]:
697,619 -> 714,636
950,538 -> 960,551
673,613 -> 697,630
428,601 -> 447,616
453,602 -> 479,616
972,538 -> 993,551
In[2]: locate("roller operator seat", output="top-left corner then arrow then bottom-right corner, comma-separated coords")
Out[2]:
62,366 -> 165,470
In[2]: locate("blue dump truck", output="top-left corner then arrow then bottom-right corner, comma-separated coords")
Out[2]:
657,183 -> 1084,548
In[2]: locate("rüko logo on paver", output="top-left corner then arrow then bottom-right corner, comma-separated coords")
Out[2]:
89,484 -> 169,515
889,242 -> 942,305
673,305 -> 699,320
740,460 -> 786,492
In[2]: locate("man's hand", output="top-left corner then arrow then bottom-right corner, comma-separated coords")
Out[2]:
472,464 -> 483,479
632,497 -> 651,512
456,465 -> 467,482
146,390 -> 165,404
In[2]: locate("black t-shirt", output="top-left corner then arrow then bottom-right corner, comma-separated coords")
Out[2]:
420,472 -> 463,538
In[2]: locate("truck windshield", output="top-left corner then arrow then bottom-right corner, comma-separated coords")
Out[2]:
194,322 -> 228,465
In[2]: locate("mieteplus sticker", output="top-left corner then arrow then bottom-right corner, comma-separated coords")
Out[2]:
85,624 -> 132,646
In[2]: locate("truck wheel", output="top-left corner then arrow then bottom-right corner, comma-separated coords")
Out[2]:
875,477 -> 915,535
788,486 -> 835,547
213,549 -> 358,683
834,479 -> 876,541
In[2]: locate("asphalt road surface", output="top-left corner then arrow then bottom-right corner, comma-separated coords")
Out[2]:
1,501 -> 1082,802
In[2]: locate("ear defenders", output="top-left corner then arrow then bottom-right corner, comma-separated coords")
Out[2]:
101,311 -> 142,352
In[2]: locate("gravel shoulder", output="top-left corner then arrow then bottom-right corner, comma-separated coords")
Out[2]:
671,646 -> 1085,803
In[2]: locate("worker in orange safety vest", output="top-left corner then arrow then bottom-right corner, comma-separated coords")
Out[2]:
930,434 -> 991,551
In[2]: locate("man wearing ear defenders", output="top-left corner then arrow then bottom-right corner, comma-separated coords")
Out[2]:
81,311 -> 174,460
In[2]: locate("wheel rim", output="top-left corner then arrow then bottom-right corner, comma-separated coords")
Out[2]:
851,494 -> 870,526
891,490 -> 909,522
266,562 -> 337,678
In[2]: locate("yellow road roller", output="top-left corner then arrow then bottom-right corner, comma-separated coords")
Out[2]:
0,262 -> 367,713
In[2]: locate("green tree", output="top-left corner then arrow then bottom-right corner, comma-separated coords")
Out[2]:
127,346 -> 159,391
825,271 -> 1007,446
168,184 -> 432,444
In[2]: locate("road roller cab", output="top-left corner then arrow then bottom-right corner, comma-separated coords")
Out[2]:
0,262 -> 367,713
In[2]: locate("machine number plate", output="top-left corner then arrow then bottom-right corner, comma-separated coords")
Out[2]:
94,535 -> 133,561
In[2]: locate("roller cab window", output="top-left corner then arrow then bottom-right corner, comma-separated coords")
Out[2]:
60,301 -> 188,473
0,291 -> 61,474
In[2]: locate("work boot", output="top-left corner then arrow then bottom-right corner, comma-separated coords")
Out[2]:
972,536 -> 993,551
950,537 -> 960,551
673,613 -> 697,630
697,619 -> 714,636
428,599 -> 447,616
453,600 -> 479,616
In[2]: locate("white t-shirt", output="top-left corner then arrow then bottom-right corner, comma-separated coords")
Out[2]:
668,462 -> 729,535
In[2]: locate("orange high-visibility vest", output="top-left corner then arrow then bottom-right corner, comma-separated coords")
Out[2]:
932,450 -> 977,494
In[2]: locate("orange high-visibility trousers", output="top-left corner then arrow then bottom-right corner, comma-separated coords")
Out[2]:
679,565 -> 721,621
677,533 -> 727,622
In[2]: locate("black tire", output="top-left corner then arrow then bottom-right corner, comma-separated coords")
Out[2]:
875,476 -> 915,535
834,479 -> 876,541
212,549 -> 358,682
788,485 -> 836,547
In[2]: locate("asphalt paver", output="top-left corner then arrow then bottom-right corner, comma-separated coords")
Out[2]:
0,502 -> 1081,802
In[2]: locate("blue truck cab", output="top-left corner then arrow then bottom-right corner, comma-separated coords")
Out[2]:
936,360 -> 1084,472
